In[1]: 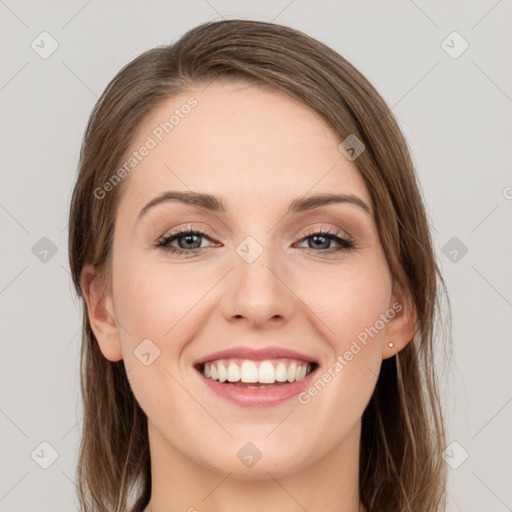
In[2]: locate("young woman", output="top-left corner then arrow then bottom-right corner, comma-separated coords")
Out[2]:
68,19 -> 451,512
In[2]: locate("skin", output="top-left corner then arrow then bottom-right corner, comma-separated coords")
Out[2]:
81,80 -> 415,512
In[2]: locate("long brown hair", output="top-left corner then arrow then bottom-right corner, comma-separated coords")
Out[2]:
68,19 -> 451,512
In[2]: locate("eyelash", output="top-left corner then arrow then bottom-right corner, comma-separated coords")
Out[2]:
154,225 -> 356,258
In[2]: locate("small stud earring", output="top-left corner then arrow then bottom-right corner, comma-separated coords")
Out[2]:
387,341 -> 394,348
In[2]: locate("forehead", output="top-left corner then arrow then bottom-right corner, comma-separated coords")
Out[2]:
117,80 -> 371,216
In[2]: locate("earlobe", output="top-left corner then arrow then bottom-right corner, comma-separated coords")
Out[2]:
382,285 -> 417,360
80,264 -> 123,362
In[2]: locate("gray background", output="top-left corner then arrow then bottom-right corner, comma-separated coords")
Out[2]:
1,1 -> 511,511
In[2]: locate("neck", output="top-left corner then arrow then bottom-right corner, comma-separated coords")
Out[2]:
142,418 -> 365,512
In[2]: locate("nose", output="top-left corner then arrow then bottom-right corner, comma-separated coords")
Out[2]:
220,243 -> 295,329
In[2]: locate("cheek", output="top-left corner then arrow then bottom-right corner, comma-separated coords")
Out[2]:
112,260 -> 202,424
301,256 -> 392,350
335,275 -> 390,347
113,254 -> 208,343
296,255 -> 391,399
112,256 -> 216,403
295,256 -> 391,424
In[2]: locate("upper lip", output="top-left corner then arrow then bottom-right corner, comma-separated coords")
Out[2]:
193,345 -> 319,366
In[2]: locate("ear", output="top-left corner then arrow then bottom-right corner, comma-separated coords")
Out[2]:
382,282 -> 417,360
80,264 -> 123,362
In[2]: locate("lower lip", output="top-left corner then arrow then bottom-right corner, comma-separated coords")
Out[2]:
196,367 -> 318,407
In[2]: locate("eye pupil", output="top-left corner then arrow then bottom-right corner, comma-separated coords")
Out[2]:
310,235 -> 330,250
159,228 -> 352,257
179,234 -> 201,249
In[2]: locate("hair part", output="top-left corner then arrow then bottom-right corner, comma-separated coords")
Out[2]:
68,18 -> 451,512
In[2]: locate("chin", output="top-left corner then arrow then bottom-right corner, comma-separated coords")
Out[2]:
194,441 -> 312,480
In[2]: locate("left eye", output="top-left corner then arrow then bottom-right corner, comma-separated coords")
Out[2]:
158,231 -> 211,252
155,227 -> 216,256
295,229 -> 354,252
155,227 -> 355,256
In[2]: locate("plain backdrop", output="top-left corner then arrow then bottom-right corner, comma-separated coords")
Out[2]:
1,1 -> 511,511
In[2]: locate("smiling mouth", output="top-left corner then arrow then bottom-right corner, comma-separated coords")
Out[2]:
195,358 -> 319,388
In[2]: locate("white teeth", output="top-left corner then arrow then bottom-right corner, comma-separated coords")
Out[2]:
258,361 -> 275,384
217,362 -> 227,382
227,362 -> 240,382
240,360 -> 258,383
287,362 -> 297,382
201,358 -> 313,384
275,363 -> 288,382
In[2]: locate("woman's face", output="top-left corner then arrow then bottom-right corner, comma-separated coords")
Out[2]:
85,80 -> 413,478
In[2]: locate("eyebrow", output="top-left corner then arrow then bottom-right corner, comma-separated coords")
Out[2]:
138,190 -> 372,220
